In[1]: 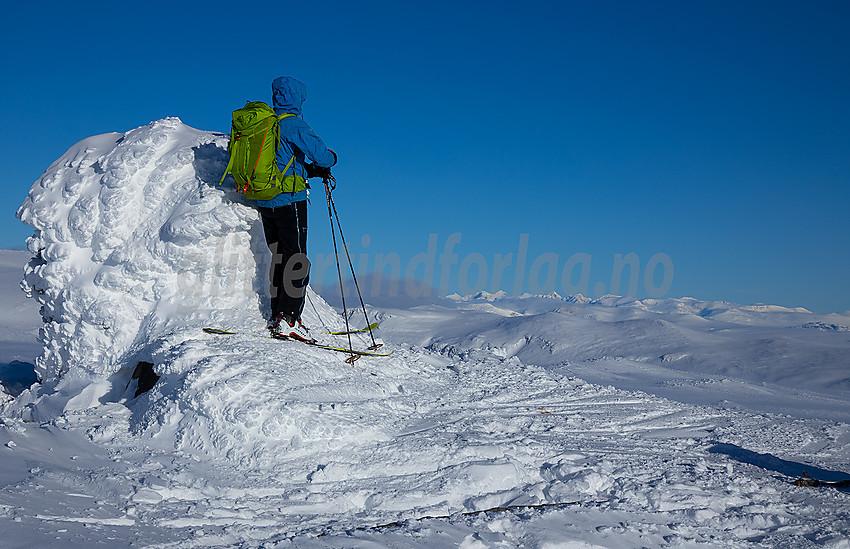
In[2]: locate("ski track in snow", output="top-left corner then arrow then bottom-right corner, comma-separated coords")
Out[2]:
1,119 -> 849,548
3,334 -> 849,548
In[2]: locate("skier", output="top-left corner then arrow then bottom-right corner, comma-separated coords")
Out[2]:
259,76 -> 337,340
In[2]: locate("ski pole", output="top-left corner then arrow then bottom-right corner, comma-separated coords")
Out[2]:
326,189 -> 381,350
324,176 -> 357,364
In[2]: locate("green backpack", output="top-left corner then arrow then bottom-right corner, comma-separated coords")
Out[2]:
218,101 -> 305,201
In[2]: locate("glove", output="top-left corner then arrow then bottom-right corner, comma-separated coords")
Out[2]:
305,149 -> 337,179
306,163 -> 332,179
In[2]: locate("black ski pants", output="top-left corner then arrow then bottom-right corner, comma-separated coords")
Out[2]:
259,200 -> 309,322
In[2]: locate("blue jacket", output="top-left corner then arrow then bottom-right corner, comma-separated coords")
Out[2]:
255,77 -> 336,208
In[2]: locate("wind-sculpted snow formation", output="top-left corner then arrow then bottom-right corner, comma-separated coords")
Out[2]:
17,118 -> 269,383
12,118 -> 348,465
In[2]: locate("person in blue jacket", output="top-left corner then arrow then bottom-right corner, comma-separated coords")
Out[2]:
259,76 -> 336,340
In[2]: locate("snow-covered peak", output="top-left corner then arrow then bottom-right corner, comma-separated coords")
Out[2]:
450,290 -> 510,302
742,303 -> 812,314
446,289 -> 822,327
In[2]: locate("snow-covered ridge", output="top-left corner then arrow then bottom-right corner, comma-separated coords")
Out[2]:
394,289 -> 850,415
452,291 -> 816,318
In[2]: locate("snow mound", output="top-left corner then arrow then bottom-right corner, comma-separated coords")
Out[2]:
11,118 -> 349,464
17,118 -> 277,383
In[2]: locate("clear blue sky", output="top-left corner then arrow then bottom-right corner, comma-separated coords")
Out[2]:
2,1 -> 848,312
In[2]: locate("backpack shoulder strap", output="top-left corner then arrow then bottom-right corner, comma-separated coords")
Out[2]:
276,113 -> 297,176
218,150 -> 235,186
280,153 -> 296,178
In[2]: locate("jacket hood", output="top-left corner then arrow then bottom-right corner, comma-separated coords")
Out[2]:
272,76 -> 306,115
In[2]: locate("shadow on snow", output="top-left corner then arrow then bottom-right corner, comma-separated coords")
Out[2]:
710,442 -> 850,491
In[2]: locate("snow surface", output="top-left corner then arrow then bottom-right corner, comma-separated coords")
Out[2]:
1,119 -> 849,547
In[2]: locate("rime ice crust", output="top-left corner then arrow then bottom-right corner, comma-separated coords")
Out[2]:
17,118 -> 273,382
11,118 -> 347,467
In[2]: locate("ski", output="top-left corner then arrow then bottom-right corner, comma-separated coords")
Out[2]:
270,333 -> 394,357
325,322 -> 380,336
202,328 -> 393,358
202,327 -> 237,335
